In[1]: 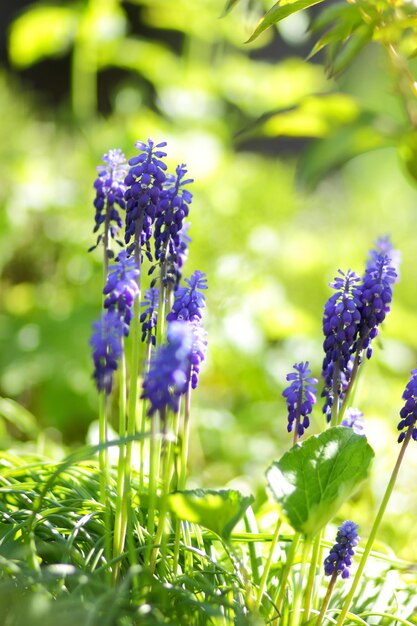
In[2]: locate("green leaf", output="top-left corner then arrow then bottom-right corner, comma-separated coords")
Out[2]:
168,489 -> 254,539
266,427 -> 374,537
222,0 -> 243,17
0,397 -> 39,438
247,0 -> 327,43
297,112 -> 397,189
8,5 -> 78,68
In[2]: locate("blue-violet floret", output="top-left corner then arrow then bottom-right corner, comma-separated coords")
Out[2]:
140,287 -> 160,345
341,408 -> 365,435
91,149 -> 127,252
167,270 -> 207,322
283,361 -> 317,438
397,367 -> 417,443
103,250 -> 139,334
124,139 -> 167,255
324,521 -> 359,579
141,321 -> 193,417
90,309 -> 124,394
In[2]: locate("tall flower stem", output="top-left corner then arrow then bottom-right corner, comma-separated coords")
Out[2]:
315,571 -> 338,626
303,529 -> 323,621
289,535 -> 312,626
335,426 -> 414,626
139,340 -> 153,491
112,350 -> 127,583
149,411 -> 176,574
254,518 -> 282,611
273,532 -> 301,624
330,363 -> 340,427
98,392 -> 111,581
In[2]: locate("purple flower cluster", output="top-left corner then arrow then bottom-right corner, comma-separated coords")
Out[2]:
140,287 -> 160,345
321,271 -> 362,419
359,254 -> 397,358
282,362 -> 317,438
153,165 -> 193,283
124,139 -> 167,255
341,408 -> 365,435
103,251 -> 140,335
91,149 -> 127,253
189,322 -> 208,390
397,368 -> 417,443
324,521 -> 359,579
167,271 -> 207,322
141,321 -> 194,417
321,238 -> 399,420
90,310 -> 124,394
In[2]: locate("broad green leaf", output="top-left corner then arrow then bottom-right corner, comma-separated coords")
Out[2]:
266,427 -> 374,537
297,113 -> 397,189
9,6 -> 77,68
168,489 -> 254,539
247,0 -> 327,43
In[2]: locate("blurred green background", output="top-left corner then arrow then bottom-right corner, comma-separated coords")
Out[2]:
1,0 -> 417,558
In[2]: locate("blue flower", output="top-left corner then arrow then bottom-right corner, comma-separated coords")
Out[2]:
397,368 -> 417,443
91,149 -> 127,253
153,165 -> 193,283
90,309 -> 124,394
358,252 -> 397,359
341,408 -> 365,435
367,235 -> 400,283
141,321 -> 194,417
322,270 -> 362,419
124,139 -> 167,255
324,521 -> 359,579
167,270 -> 208,322
189,322 -> 208,390
140,287 -> 160,345
103,251 -> 140,335
283,362 -> 317,438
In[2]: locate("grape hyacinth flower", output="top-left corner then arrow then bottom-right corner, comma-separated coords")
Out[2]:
324,521 -> 360,579
90,310 -> 124,394
397,367 -> 417,443
341,408 -> 365,435
140,287 -> 160,345
358,253 -> 397,359
141,321 -> 194,417
167,270 -> 207,322
124,139 -> 167,257
103,251 -> 140,335
367,235 -> 401,282
322,270 -> 362,421
153,165 -> 193,284
91,149 -> 127,255
282,362 -> 318,440
172,223 -> 191,288
189,322 -> 208,390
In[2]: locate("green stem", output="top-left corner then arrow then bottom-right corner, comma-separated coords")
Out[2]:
290,535 -> 312,626
315,572 -> 338,626
303,529 -> 323,621
149,413 -> 175,574
147,414 -> 159,540
112,350 -> 127,583
330,363 -> 340,427
98,393 -> 111,581
255,518 -> 282,611
335,426 -> 414,626
139,341 -> 152,492
338,343 -> 364,424
273,532 -> 301,623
